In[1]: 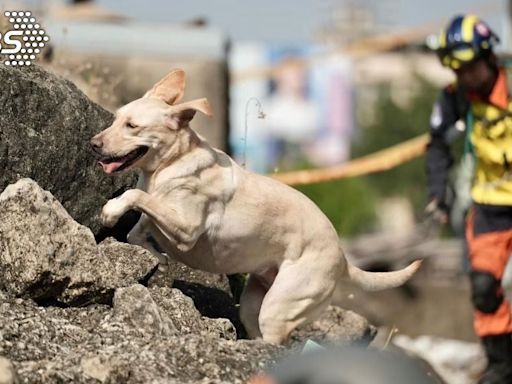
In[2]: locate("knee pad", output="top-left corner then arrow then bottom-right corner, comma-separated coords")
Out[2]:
470,271 -> 503,314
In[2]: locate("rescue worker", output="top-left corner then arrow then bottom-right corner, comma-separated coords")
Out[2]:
426,14 -> 512,384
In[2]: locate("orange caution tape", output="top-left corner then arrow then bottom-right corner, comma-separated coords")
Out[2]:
269,133 -> 429,186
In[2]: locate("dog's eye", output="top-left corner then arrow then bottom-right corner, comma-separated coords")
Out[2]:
126,122 -> 138,129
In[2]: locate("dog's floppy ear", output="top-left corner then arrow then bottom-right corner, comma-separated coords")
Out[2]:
169,98 -> 213,128
144,69 -> 186,105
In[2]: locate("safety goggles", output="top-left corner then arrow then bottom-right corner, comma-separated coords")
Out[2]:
437,43 -> 479,70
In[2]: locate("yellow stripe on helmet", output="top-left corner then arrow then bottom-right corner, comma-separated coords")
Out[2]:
453,48 -> 475,61
439,28 -> 446,48
462,15 -> 478,43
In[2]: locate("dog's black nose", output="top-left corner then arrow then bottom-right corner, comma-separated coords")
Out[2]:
90,137 -> 103,151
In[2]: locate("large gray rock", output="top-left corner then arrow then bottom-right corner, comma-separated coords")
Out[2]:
149,286 -> 237,340
0,64 -> 136,233
0,179 -> 158,305
0,294 -> 278,384
113,284 -> 236,341
148,258 -> 232,295
0,288 -> 380,384
113,284 -> 176,337
291,306 -> 376,346
148,259 -> 243,336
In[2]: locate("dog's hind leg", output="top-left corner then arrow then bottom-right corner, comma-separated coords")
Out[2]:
239,274 -> 269,339
258,255 -> 339,345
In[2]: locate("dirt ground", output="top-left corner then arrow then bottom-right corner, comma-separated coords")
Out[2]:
336,277 -> 476,342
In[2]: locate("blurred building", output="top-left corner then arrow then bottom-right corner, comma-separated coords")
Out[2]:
229,41 -> 455,173
230,44 -> 354,173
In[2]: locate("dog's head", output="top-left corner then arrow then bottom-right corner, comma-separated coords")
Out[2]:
90,69 -> 212,174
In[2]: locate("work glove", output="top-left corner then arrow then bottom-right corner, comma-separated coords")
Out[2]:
425,198 -> 449,225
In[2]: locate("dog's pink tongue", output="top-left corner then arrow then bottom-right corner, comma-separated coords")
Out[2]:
99,161 -> 123,174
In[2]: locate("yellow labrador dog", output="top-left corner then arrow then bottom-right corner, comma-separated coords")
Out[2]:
91,69 -> 421,345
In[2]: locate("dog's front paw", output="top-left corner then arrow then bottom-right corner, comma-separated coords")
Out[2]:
100,198 -> 129,227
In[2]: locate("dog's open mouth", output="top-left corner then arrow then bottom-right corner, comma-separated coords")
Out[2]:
98,146 -> 149,174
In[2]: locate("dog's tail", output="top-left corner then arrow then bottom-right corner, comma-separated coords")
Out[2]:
345,260 -> 422,291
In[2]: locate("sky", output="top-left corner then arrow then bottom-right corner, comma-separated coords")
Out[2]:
92,0 -> 507,46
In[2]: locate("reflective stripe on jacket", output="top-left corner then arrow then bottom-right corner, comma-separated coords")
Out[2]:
470,69 -> 512,205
